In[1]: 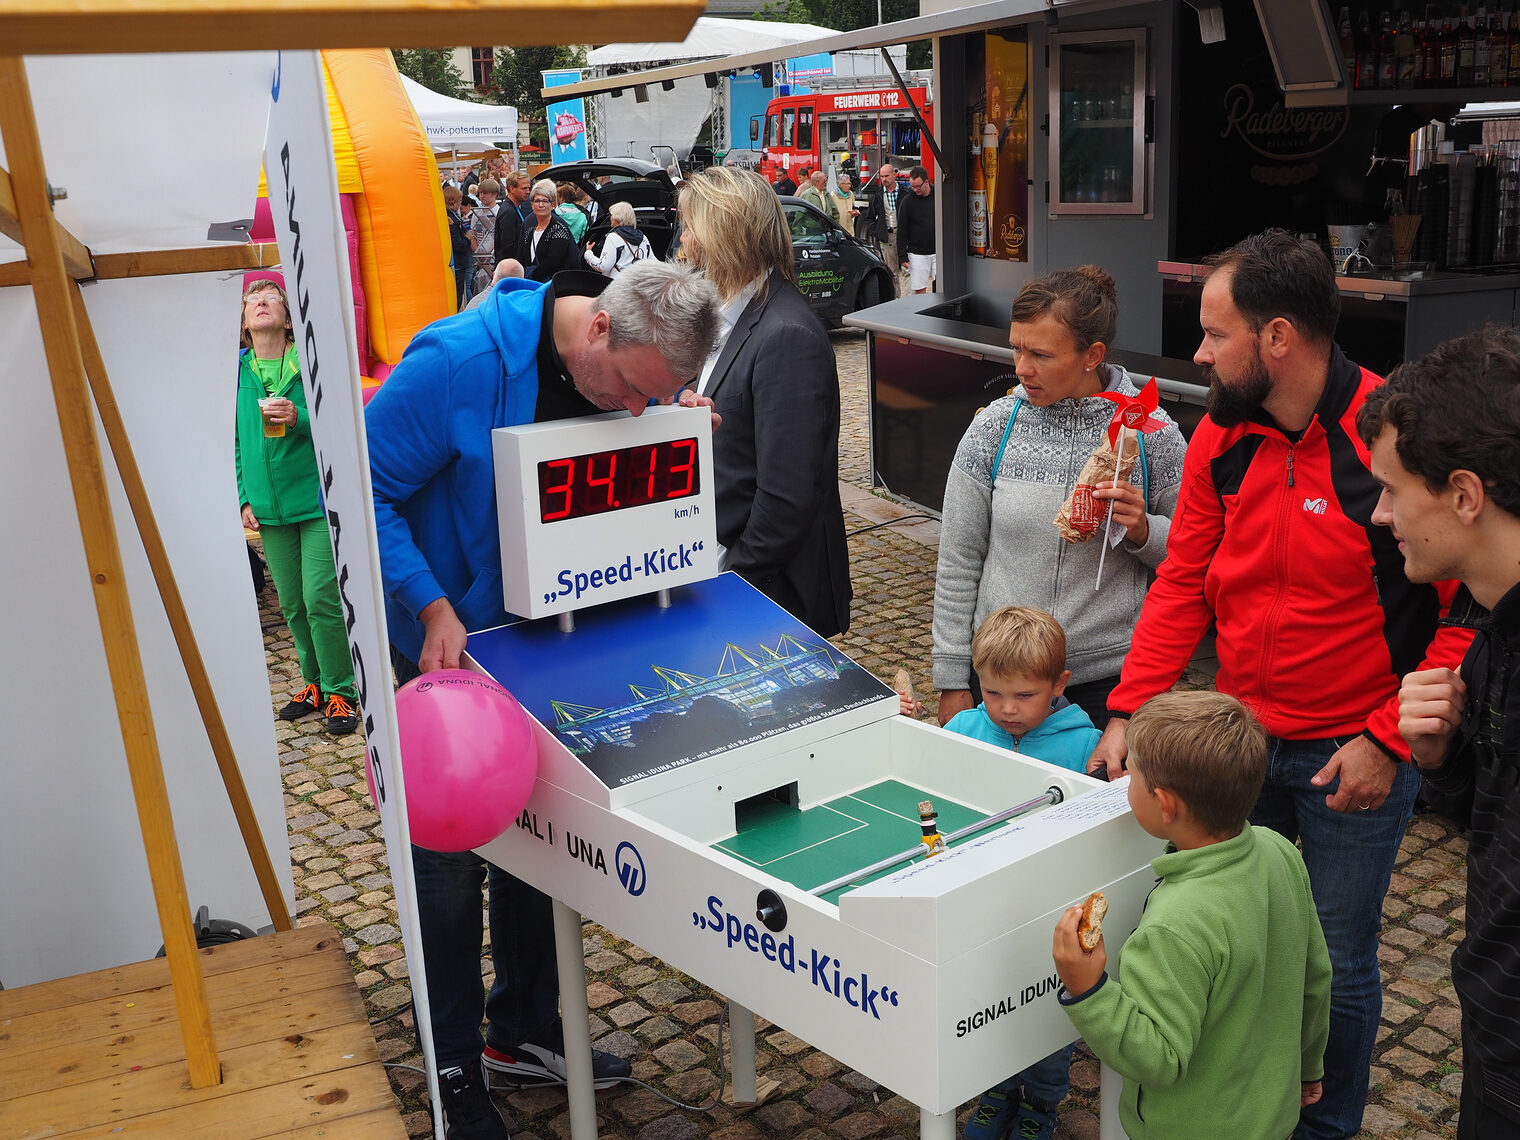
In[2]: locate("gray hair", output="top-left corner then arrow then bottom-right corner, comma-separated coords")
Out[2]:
530,178 -> 556,200
594,261 -> 720,379
609,200 -> 636,227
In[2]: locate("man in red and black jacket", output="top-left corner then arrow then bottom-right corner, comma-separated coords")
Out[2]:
1090,230 -> 1473,1140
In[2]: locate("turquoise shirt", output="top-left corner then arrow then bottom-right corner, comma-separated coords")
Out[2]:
942,700 -> 1100,772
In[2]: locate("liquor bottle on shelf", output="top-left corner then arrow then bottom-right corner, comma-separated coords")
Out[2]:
1339,5 -> 1358,80
1489,7 -> 1507,84
1379,9 -> 1399,87
1458,6 -> 1477,86
1474,6 -> 1491,85
1396,7 -> 1418,83
1358,8 -> 1380,86
1440,8 -> 1460,83
1501,4 -> 1513,83
1417,10 -> 1437,85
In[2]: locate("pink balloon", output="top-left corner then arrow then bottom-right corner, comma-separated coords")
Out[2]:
376,669 -> 538,852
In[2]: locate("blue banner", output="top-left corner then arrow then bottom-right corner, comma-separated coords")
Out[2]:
543,68 -> 589,163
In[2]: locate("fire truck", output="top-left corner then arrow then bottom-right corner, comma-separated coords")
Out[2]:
754,81 -> 934,187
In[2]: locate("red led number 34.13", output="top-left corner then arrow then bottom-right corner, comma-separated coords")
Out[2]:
537,437 -> 700,523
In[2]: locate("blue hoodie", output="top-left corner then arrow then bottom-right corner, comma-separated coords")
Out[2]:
943,699 -> 1101,773
365,277 -> 546,665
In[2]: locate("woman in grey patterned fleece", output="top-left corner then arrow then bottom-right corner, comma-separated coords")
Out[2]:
931,266 -> 1188,739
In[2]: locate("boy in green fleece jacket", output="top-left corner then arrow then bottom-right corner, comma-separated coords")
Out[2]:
1053,690 -> 1331,1140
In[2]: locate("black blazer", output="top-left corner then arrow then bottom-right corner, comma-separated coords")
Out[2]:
861,181 -> 903,244
492,201 -> 528,268
701,272 -> 851,637
517,214 -> 576,282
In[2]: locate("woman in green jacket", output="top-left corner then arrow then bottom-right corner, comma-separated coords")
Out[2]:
235,278 -> 358,735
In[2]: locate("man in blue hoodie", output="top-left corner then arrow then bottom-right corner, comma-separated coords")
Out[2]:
366,261 -> 720,1140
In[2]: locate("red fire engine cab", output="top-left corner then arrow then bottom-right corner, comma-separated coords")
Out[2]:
755,85 -> 934,186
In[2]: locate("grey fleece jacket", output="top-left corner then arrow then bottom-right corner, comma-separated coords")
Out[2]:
931,363 -> 1188,691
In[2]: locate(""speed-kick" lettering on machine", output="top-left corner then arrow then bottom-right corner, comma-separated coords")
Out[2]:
696,894 -> 901,1019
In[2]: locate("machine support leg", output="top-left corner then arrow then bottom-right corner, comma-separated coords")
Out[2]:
727,999 -> 757,1103
1099,1062 -> 1123,1140
558,610 -> 576,633
656,588 -> 671,608
920,1105 -> 955,1140
552,900 -> 597,1140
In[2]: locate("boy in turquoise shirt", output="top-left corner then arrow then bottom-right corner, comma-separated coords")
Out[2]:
1053,690 -> 1332,1140
904,607 -> 1100,1139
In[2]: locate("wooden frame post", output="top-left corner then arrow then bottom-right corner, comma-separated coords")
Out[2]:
69,281 -> 293,935
0,56 -> 221,1088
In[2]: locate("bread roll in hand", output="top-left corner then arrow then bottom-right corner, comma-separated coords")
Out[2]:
1077,891 -> 1108,953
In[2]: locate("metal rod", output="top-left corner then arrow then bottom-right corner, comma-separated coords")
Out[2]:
558,610 -> 576,633
656,588 -> 671,608
808,786 -> 1063,898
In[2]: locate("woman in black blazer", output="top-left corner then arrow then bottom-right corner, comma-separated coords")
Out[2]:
678,167 -> 852,638
515,178 -> 576,282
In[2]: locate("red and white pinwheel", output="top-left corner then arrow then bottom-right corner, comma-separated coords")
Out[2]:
1091,377 -> 1164,589
1093,376 -> 1166,450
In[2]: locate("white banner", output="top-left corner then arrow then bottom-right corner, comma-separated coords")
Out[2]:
263,50 -> 441,1137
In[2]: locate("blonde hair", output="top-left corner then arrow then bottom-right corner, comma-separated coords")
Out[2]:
240,277 -> 293,348
678,166 -> 795,302
971,607 -> 1066,683
1127,690 -> 1267,837
442,184 -> 462,206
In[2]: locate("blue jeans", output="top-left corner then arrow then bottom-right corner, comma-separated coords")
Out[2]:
989,1042 -> 1075,1107
1251,735 -> 1418,1140
412,844 -> 560,1067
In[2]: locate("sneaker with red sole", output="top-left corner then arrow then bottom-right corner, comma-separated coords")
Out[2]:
481,1035 -> 631,1090
323,693 -> 359,736
278,682 -> 321,721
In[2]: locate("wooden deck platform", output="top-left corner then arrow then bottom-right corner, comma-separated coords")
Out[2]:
0,923 -> 409,1139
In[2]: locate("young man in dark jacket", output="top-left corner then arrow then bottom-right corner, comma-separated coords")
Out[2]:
1366,327 -> 1520,1139
896,165 -> 936,293
1091,230 -> 1473,1140
491,171 -> 530,270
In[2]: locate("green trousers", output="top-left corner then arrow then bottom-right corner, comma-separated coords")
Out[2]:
261,517 -> 356,702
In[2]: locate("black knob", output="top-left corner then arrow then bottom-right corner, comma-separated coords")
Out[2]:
755,888 -> 787,932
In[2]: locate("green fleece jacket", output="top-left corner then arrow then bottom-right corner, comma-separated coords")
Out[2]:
1061,823 -> 1331,1140
235,346 -> 323,526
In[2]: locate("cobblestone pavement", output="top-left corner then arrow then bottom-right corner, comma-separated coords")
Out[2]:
261,329 -> 1470,1139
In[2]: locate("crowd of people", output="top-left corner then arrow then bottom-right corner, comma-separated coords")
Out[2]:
437,163 -> 659,308
244,152 -> 1519,1140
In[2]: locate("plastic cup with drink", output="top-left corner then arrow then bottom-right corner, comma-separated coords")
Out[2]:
258,397 -> 286,438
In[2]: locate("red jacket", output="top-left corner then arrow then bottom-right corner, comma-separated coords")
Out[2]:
1109,347 -> 1473,757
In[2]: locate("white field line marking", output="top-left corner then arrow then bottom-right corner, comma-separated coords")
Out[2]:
716,804 -> 867,869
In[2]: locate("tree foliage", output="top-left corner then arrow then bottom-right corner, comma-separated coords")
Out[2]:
488,45 -> 589,111
752,0 -> 929,68
392,49 -> 469,99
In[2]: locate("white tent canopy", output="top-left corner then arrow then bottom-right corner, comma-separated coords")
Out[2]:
588,16 -> 835,67
399,72 -> 518,149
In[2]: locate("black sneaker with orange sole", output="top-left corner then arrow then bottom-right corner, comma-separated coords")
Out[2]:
323,693 -> 359,736
278,682 -> 322,721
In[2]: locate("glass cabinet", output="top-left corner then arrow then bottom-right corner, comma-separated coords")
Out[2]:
1048,29 -> 1150,215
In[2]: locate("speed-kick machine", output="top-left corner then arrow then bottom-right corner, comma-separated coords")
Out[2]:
467,403 -> 1161,1140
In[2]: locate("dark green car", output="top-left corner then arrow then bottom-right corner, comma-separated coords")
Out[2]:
779,195 -> 897,328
